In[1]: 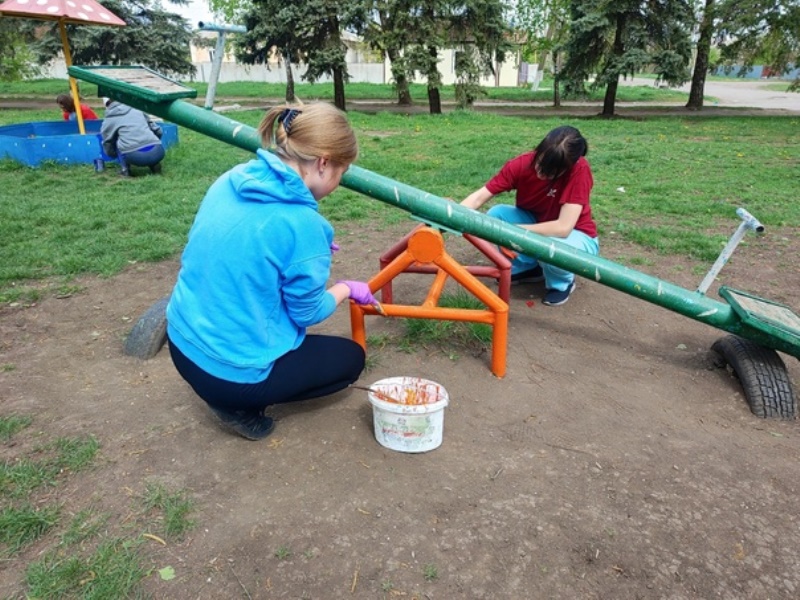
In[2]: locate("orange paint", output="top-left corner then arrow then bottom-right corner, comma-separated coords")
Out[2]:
378,224 -> 513,304
350,227 -> 509,378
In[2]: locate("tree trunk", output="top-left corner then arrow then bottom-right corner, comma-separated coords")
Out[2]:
602,78 -> 619,117
426,45 -> 441,114
387,47 -> 412,105
427,85 -> 442,114
602,15 -> 626,117
396,74 -> 412,106
333,66 -> 346,111
687,0 -> 715,110
552,50 -> 561,108
284,57 -> 296,103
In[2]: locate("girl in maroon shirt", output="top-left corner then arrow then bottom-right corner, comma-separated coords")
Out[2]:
461,125 -> 599,306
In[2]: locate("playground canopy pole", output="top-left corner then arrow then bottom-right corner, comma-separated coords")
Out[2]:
69,77 -> 800,360
58,21 -> 86,135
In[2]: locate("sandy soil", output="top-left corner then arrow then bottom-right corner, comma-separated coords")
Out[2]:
1,215 -> 799,598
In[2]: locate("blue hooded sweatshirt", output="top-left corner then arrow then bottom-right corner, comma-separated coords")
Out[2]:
166,149 -> 337,383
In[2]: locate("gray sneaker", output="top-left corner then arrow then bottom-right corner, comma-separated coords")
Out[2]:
209,407 -> 275,440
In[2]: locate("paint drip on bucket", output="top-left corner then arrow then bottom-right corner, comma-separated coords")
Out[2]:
367,376 -> 449,453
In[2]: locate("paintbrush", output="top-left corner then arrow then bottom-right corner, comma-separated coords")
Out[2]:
349,383 -> 445,405
349,384 -> 401,403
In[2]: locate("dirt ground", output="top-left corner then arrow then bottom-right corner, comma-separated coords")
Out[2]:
1,212 -> 799,598
2,81 -> 800,598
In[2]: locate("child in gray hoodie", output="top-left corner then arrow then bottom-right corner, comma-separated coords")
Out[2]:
100,98 -> 165,176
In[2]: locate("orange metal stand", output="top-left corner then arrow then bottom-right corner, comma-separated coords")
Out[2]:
349,227 -> 509,377
378,224 -> 513,304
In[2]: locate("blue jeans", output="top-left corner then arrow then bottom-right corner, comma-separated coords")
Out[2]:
119,144 -> 165,172
487,204 -> 600,292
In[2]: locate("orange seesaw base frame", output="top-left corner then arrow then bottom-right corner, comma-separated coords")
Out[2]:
349,227 -> 509,378
378,223 -> 514,304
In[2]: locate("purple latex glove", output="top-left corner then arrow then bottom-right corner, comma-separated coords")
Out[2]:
337,280 -> 378,306
330,242 -> 340,254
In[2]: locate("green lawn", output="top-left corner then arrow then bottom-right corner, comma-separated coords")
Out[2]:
0,78 -> 690,104
1,105 -> 798,303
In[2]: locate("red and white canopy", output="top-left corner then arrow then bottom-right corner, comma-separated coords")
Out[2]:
0,0 -> 125,26
0,0 -> 126,134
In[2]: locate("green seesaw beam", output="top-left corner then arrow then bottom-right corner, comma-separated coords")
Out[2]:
68,65 -> 800,360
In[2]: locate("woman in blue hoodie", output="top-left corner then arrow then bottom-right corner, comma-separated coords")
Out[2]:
166,103 -> 377,440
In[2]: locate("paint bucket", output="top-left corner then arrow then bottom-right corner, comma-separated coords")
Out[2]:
367,376 -> 449,453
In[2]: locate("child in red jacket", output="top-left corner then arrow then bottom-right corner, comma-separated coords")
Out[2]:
56,94 -> 98,121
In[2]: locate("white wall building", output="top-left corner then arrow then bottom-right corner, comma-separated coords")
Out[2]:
188,30 -> 521,88
43,0 -> 523,88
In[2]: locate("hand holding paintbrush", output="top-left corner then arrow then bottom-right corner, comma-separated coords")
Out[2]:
337,280 -> 384,315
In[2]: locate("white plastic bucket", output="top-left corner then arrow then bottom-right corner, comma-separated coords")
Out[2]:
367,376 -> 449,453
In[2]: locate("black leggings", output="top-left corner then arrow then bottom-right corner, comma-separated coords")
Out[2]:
168,334 -> 365,413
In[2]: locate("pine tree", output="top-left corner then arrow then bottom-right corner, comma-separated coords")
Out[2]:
30,0 -> 195,78
560,0 -> 693,116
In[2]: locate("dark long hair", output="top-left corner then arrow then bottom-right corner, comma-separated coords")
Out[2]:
56,94 -> 76,113
532,126 -> 588,179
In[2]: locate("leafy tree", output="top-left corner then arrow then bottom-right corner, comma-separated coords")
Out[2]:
405,0 -> 511,114
716,0 -> 800,91
406,0 -> 448,114
687,0 -> 799,110
304,1 -> 368,111
236,2 -> 310,102
514,0 -> 571,106
453,47 -> 484,107
234,0 -> 365,110
450,0 -> 512,109
209,0 -> 305,101
0,21 -> 39,81
25,0 -> 195,78
560,0 -> 693,116
362,0 -> 418,105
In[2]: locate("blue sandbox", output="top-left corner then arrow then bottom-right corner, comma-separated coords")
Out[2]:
0,120 -> 179,167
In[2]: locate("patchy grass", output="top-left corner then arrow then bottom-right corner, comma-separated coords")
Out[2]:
0,414 -> 196,597
401,290 -> 492,351
141,483 -> 195,539
0,414 -> 32,439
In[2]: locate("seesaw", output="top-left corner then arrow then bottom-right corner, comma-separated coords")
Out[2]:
67,65 -> 800,420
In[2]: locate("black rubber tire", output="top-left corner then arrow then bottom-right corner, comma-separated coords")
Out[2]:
710,335 -> 797,420
123,296 -> 169,359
